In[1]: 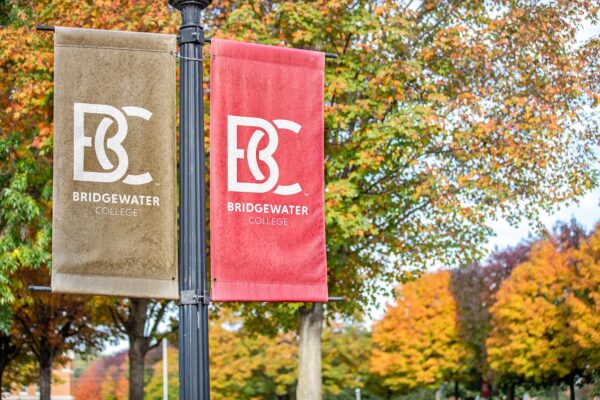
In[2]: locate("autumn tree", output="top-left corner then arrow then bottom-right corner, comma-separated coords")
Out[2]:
73,361 -> 103,400
74,351 -> 129,400
96,298 -> 176,400
449,242 -> 531,394
9,266 -> 106,400
566,224 -> 600,373
0,11 -> 53,312
321,324 -> 372,398
486,239 -> 588,400
209,311 -> 297,399
0,6 -> 58,392
143,312 -> 298,399
99,352 -> 129,400
1,3 -> 179,400
370,270 -> 475,395
449,263 -> 490,394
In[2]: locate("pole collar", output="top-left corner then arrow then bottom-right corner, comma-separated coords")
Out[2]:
178,26 -> 205,45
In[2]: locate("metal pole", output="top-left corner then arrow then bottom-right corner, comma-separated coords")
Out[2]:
169,1 -> 211,399
163,338 -> 168,400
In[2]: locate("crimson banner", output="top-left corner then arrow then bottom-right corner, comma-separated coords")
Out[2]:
210,39 -> 328,302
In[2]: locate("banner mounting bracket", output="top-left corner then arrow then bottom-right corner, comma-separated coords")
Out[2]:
28,285 -> 53,293
178,26 -> 204,45
179,290 -> 211,305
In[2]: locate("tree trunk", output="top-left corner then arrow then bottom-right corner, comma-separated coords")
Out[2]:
569,375 -> 576,400
296,303 -> 324,400
0,365 -> 4,396
454,381 -> 459,400
129,340 -> 146,400
507,383 -> 515,400
552,382 -> 559,400
39,352 -> 53,400
0,349 -> 9,394
128,298 -> 150,400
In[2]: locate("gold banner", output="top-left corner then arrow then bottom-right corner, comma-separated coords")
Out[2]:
52,27 -> 177,299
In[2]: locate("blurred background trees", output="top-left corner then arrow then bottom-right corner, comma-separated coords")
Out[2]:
65,221 -> 600,399
368,222 -> 600,400
370,271 -> 475,395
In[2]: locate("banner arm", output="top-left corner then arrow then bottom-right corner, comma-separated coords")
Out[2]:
35,25 -> 55,32
28,286 -> 52,293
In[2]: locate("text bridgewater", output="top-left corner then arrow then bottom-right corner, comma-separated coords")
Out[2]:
227,201 -> 308,215
72,191 -> 160,206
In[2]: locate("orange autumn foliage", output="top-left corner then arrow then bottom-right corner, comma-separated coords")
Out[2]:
487,225 -> 600,384
370,271 -> 474,393
74,352 -> 128,400
568,225 -> 600,366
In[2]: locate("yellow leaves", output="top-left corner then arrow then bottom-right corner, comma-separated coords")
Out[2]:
325,0 -> 343,11
497,37 -> 509,46
371,271 -> 475,392
456,91 -> 477,105
487,233 -> 600,382
15,10 -> 27,22
503,96 -> 528,108
426,93 -> 447,103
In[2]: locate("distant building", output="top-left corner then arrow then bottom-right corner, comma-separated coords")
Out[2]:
2,358 -> 74,400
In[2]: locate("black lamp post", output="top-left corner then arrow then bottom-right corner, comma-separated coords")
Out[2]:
168,1 -> 211,399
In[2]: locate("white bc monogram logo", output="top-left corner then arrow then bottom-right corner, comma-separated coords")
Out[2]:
73,103 -> 153,185
228,115 -> 302,196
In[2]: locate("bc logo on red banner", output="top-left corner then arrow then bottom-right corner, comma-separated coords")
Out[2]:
210,39 -> 328,302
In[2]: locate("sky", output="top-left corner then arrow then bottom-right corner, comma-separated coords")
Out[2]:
577,19 -> 600,43
486,187 -> 599,252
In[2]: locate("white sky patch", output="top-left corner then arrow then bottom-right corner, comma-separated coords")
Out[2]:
576,20 -> 600,43
486,188 -> 599,252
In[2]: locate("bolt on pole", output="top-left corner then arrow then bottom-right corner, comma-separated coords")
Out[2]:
169,1 -> 211,399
